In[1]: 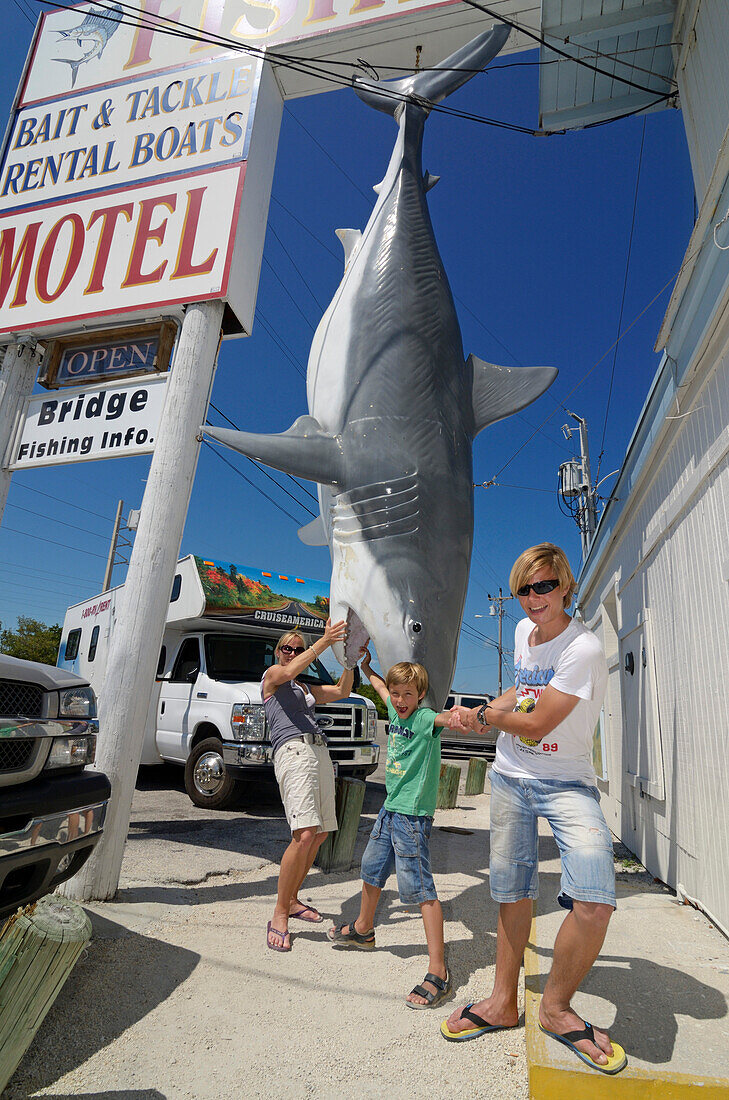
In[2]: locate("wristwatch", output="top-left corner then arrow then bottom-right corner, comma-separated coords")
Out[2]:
476,702 -> 490,725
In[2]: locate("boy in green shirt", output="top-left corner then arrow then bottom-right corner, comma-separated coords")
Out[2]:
328,652 -> 453,1008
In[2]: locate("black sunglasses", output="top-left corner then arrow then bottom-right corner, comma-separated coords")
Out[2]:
280,644 -> 306,656
516,579 -> 560,597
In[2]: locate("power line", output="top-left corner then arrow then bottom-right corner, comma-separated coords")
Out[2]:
202,441 -> 307,526
461,0 -> 677,99
267,221 -> 326,313
12,481 -> 118,523
5,501 -> 110,541
209,402 -> 318,504
0,560 -> 97,584
0,525 -> 107,559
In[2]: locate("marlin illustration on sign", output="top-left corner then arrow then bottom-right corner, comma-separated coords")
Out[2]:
53,3 -> 123,87
206,25 -> 557,706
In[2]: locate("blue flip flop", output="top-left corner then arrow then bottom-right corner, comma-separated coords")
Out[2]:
538,1022 -> 627,1074
440,1004 -> 517,1042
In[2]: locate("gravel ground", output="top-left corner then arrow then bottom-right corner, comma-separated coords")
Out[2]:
4,757 -> 530,1100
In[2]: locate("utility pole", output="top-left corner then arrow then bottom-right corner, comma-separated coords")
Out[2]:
487,588 -> 514,698
558,411 -> 599,560
62,298 -> 224,904
102,501 -> 124,592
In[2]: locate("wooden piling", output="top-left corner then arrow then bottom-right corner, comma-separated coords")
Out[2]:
465,757 -> 488,795
0,895 -> 92,1091
316,777 -> 366,872
436,764 -> 460,809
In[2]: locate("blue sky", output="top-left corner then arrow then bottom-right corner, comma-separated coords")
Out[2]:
0,4 -> 695,691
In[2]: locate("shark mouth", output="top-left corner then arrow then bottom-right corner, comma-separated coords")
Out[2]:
343,608 -> 370,669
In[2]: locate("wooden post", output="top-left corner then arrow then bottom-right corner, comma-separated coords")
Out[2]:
436,763 -> 460,809
315,777 -> 366,873
0,896 -> 91,1091
465,757 -> 487,795
0,342 -> 41,523
62,299 -> 225,903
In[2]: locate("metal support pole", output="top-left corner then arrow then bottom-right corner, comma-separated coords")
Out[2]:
62,299 -> 224,902
497,587 -> 503,698
0,342 -> 40,522
102,500 -> 124,592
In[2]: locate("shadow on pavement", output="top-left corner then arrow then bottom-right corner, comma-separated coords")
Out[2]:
4,916 -> 198,1100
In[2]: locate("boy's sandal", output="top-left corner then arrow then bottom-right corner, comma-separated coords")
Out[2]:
327,923 -> 376,949
406,972 -> 450,1009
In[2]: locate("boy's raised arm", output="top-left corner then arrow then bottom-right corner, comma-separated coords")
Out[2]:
360,648 -> 390,705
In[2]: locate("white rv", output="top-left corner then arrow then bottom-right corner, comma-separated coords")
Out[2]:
58,555 -> 379,809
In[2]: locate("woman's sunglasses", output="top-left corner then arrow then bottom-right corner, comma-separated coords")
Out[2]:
280,644 -> 306,656
516,579 -> 560,597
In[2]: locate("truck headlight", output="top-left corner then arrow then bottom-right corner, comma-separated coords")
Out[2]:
231,704 -> 266,741
59,687 -> 97,719
45,734 -> 96,769
367,708 -> 377,739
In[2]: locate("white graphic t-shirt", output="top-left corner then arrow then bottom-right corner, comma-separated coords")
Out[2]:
493,617 -> 608,785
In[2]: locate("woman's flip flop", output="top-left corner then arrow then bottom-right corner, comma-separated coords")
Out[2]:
266,921 -> 291,952
538,1022 -> 627,1074
290,904 -> 324,923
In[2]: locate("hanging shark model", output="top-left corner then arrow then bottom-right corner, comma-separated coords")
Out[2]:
205,24 -> 557,706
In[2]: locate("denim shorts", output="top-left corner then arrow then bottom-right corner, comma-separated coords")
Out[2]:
360,807 -> 438,905
489,768 -> 616,909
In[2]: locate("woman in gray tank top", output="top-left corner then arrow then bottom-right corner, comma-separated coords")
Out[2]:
263,618 -> 354,951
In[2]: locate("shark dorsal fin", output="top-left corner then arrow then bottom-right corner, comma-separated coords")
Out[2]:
423,171 -> 440,192
335,228 -> 362,268
204,416 -> 344,487
469,355 -> 558,437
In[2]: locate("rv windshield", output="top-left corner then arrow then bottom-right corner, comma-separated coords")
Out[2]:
203,634 -> 334,687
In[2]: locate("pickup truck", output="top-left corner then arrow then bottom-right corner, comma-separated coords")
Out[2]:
0,654 -> 110,920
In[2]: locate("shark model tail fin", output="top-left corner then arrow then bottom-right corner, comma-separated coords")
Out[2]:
353,23 -> 510,118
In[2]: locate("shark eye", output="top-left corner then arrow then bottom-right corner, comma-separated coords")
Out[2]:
410,621 -> 422,634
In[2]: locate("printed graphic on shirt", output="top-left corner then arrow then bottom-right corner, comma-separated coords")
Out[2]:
386,727 -> 413,779
514,696 -> 539,746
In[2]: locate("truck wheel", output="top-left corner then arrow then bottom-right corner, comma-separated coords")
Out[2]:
185,737 -> 239,809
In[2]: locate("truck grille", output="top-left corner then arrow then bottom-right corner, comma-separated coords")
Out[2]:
0,680 -> 43,719
315,703 -> 366,740
0,739 -> 36,772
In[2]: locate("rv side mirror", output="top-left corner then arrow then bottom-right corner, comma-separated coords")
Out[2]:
352,666 -> 361,691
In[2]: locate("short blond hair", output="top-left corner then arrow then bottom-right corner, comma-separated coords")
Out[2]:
509,543 -> 577,608
385,662 -> 429,696
275,629 -> 310,655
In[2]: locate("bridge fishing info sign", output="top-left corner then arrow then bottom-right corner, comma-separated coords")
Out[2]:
0,2 -> 283,340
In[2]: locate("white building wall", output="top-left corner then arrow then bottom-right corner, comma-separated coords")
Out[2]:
581,338 -> 729,931
674,0 -> 729,203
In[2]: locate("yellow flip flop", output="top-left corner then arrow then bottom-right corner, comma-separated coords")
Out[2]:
440,1004 -> 518,1042
539,1022 -> 628,1074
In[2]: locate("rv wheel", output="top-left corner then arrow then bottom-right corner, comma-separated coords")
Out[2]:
185,737 -> 239,809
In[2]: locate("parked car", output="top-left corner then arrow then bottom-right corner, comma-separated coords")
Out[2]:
0,654 -> 110,920
441,691 -> 497,759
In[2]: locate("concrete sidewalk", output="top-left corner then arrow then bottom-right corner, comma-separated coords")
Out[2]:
4,763 -> 729,1099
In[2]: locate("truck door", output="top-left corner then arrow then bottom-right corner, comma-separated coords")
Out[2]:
156,636 -> 201,763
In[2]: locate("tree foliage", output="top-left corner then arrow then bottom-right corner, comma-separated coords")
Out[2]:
0,617 -> 62,666
356,680 -> 388,719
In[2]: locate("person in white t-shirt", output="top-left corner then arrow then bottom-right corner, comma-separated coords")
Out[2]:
441,543 -> 627,1076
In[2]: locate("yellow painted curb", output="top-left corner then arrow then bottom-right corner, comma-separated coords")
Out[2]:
524,908 -> 729,1099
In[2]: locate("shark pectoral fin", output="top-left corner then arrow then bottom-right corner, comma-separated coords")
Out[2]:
469,356 -> 558,435
423,171 -> 440,192
204,416 -> 344,486
298,516 -> 328,546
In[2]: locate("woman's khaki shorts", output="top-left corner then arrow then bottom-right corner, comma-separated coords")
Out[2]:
273,739 -> 338,835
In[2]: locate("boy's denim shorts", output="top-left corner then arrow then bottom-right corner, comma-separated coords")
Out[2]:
361,807 -> 438,905
489,768 -> 616,909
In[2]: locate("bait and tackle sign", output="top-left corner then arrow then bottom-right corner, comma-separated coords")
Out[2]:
0,5 -> 282,339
